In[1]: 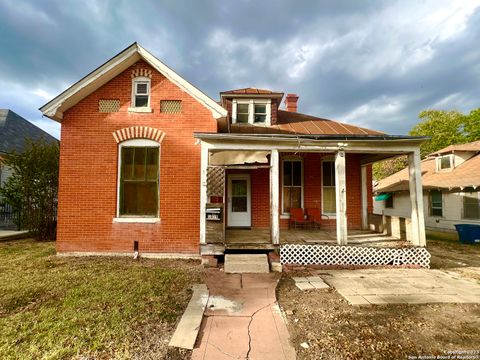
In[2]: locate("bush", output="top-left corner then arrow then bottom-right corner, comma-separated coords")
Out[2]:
0,140 -> 59,240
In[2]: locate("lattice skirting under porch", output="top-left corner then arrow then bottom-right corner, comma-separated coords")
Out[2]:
280,244 -> 431,268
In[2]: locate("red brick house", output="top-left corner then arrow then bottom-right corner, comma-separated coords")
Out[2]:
40,43 -> 427,259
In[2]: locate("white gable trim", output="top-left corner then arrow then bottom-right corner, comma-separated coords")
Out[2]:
40,43 -> 227,121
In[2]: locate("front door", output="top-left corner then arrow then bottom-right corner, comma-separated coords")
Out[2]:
227,174 -> 251,227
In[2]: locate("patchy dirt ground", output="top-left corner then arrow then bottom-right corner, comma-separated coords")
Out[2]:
277,238 -> 480,359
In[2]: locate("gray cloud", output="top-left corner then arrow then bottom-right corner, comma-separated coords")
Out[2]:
0,0 -> 479,138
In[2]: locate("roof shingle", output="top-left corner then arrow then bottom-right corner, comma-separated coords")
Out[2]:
0,109 -> 58,154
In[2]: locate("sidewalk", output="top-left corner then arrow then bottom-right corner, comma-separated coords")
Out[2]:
192,270 -> 296,360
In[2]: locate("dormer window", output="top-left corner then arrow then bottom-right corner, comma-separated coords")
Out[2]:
436,154 -> 453,171
232,99 -> 271,125
129,77 -> 152,112
254,104 -> 267,123
237,104 -> 249,123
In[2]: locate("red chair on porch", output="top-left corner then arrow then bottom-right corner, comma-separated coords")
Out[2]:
306,208 -> 322,229
289,208 -> 311,229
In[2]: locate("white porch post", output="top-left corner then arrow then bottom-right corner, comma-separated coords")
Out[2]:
408,150 -> 426,247
361,165 -> 368,230
335,151 -> 348,245
199,142 -> 209,245
270,149 -> 280,245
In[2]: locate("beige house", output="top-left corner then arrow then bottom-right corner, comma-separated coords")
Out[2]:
375,140 -> 480,236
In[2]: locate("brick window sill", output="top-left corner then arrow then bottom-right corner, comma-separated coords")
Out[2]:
113,217 -> 160,224
128,107 -> 152,113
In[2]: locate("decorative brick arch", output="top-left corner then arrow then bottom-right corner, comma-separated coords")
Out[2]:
112,126 -> 165,144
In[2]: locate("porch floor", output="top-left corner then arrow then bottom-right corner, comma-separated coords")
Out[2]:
225,229 -> 409,248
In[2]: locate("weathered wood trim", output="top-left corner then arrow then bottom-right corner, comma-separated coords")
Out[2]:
199,143 -> 209,245
408,150 -> 426,246
335,151 -> 348,245
361,165 -> 368,230
270,149 -> 280,245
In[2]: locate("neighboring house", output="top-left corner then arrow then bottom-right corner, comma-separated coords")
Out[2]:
40,43 -> 428,257
375,140 -> 480,235
0,109 -> 58,227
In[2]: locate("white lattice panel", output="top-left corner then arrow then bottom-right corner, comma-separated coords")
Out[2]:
280,244 -> 431,268
207,167 -> 225,197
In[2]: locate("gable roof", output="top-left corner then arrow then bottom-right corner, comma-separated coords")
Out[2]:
0,109 -> 58,155
428,140 -> 480,156
377,140 -> 480,192
229,109 -> 383,135
40,43 -> 228,121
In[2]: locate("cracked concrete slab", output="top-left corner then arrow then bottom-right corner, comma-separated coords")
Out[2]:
192,270 -> 296,360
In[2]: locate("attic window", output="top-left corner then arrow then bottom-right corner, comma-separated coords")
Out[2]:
129,77 -> 151,112
99,99 -> 120,113
160,100 -> 182,113
437,154 -> 453,171
232,99 -> 271,125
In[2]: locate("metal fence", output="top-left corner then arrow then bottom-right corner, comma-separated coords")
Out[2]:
0,202 -> 17,229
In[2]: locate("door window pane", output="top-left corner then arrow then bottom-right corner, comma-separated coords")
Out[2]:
232,197 -> 247,212
232,180 -> 247,196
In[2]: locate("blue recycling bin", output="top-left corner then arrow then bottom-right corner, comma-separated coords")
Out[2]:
455,224 -> 480,244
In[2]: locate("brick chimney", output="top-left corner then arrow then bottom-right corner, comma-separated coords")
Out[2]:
284,93 -> 299,112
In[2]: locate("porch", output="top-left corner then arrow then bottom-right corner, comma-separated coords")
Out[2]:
196,133 -> 428,255
225,228 -> 407,249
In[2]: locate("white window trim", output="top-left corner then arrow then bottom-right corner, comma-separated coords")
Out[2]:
436,154 -> 454,172
232,98 -> 271,126
116,138 -> 160,221
281,156 -> 304,214
321,158 -> 337,217
129,76 -> 152,113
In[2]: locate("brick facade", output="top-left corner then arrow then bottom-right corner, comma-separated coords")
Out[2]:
57,60 -> 217,254
57,59 -> 374,255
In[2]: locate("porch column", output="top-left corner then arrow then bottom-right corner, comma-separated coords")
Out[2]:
270,149 -> 280,245
360,165 -> 368,230
408,150 -> 426,247
335,150 -> 348,245
199,142 -> 209,245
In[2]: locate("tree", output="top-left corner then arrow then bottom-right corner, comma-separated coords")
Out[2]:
464,108 -> 480,142
0,140 -> 59,240
409,110 -> 467,158
373,108 -> 480,180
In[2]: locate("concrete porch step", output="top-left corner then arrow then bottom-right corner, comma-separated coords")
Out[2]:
224,254 -> 270,273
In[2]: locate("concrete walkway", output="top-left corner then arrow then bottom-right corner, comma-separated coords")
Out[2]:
318,269 -> 480,305
0,230 -> 29,240
192,270 -> 296,360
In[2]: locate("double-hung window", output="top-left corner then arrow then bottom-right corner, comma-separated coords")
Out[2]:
233,99 -> 271,125
119,141 -> 159,217
236,103 -> 249,123
254,104 -> 267,123
463,192 -> 480,219
282,159 -> 302,213
429,190 -> 443,217
322,161 -> 336,214
131,77 -> 151,109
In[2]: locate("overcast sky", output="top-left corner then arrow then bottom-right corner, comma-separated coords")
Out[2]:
1,0 -> 479,139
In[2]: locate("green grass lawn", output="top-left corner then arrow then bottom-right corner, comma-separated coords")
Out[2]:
0,239 -> 203,359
